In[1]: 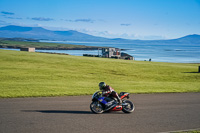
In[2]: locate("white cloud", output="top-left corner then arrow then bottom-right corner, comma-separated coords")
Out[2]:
1,11 -> 15,15
121,23 -> 131,26
31,17 -> 54,21
64,18 -> 96,23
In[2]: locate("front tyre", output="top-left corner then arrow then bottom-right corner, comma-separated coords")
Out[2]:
90,101 -> 104,114
122,100 -> 135,113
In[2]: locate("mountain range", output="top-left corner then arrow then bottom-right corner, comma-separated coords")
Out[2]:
0,25 -> 200,44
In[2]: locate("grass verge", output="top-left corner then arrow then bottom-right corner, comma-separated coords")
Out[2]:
171,129 -> 200,133
0,49 -> 199,98
0,39 -> 100,49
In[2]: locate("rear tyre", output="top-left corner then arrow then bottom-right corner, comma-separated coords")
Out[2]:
122,100 -> 135,113
90,101 -> 104,114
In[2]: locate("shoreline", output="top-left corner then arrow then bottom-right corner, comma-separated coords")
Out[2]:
0,45 -> 101,50
1,48 -> 200,64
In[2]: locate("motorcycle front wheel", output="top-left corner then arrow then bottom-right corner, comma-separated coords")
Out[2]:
90,101 -> 104,114
122,100 -> 135,113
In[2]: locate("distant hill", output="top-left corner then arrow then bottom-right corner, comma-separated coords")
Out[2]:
0,25 -> 110,42
0,25 -> 200,44
172,34 -> 200,44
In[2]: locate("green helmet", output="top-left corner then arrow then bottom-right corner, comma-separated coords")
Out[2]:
99,82 -> 106,90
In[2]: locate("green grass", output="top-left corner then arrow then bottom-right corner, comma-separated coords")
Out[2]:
172,130 -> 200,133
0,49 -> 200,98
0,39 -> 99,49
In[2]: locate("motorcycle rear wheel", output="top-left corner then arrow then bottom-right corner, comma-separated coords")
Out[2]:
90,101 -> 104,114
122,100 -> 135,113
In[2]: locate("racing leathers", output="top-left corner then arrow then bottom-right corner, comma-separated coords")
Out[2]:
102,85 -> 122,105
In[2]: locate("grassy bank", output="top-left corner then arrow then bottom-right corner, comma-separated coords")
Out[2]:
0,39 -> 100,50
172,129 -> 200,133
0,49 -> 199,98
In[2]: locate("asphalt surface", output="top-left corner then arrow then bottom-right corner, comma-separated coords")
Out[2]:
0,93 -> 200,133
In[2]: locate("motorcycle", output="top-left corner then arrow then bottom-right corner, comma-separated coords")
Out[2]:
90,91 -> 135,114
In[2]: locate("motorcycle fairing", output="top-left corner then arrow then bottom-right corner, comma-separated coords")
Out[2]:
119,92 -> 130,99
112,105 -> 122,111
98,97 -> 108,104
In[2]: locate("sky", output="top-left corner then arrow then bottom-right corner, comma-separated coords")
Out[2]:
0,0 -> 200,40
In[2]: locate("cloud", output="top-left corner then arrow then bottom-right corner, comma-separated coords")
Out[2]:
76,29 -> 134,39
1,11 -> 15,15
74,19 -> 94,23
121,23 -> 131,26
0,20 -> 12,26
133,34 -> 166,40
0,20 -> 7,24
65,18 -> 95,23
1,11 -> 22,20
31,17 -> 54,21
4,16 -> 22,20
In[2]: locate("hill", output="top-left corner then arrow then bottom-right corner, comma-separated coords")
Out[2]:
172,34 -> 200,44
0,49 -> 199,98
0,25 -> 200,44
0,25 -> 110,42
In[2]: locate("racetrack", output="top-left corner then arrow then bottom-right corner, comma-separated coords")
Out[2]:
0,93 -> 200,133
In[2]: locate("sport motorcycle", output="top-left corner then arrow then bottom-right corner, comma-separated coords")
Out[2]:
90,91 -> 135,114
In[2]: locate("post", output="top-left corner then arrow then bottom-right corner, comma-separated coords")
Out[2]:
199,66 -> 200,73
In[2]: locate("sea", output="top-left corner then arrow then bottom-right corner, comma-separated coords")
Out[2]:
1,41 -> 200,63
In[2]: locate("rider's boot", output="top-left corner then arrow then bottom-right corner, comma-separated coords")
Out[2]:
117,96 -> 122,105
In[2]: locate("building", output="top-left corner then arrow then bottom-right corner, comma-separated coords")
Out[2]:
84,47 -> 134,60
101,48 -> 121,58
20,47 -> 35,52
120,52 -> 134,60
101,48 -> 134,60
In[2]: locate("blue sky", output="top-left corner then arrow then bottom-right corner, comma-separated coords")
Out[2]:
0,0 -> 200,40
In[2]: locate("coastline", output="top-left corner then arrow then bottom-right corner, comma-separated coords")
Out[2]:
1,39 -> 200,63
0,48 -> 200,64
0,45 -> 102,50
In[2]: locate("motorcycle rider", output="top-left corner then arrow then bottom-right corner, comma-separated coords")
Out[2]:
99,82 -> 122,109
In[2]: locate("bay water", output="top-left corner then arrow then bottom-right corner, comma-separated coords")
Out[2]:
40,41 -> 200,63
1,41 -> 200,63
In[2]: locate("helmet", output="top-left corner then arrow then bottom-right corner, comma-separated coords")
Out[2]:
99,82 -> 106,90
